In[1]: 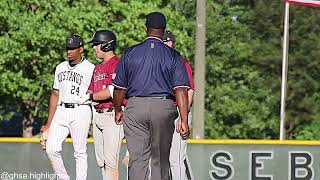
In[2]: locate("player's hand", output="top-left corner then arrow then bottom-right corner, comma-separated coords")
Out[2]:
78,94 -> 91,104
115,110 -> 124,125
40,131 -> 48,150
40,126 -> 49,150
176,119 -> 190,140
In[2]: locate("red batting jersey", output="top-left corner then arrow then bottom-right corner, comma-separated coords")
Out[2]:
88,56 -> 119,109
173,59 -> 194,106
184,59 -> 194,90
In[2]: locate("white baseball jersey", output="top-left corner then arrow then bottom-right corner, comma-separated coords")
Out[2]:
53,58 -> 95,104
46,57 -> 95,180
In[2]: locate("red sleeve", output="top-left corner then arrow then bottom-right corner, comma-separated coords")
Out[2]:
184,59 -> 195,90
111,57 -> 128,106
88,69 -> 95,93
107,57 -> 120,86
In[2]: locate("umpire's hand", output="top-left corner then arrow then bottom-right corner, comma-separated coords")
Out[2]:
115,110 -> 124,125
176,119 -> 190,140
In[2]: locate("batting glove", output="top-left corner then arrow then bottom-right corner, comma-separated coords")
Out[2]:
78,93 -> 93,104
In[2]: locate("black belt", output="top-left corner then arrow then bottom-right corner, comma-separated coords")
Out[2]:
129,96 -> 175,101
59,102 -> 87,108
96,107 -> 114,113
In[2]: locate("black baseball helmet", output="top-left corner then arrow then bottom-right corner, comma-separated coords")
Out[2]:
163,31 -> 175,43
88,30 -> 116,52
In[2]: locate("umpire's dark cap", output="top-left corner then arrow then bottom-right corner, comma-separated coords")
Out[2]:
145,12 -> 166,29
163,31 -> 175,43
65,34 -> 84,50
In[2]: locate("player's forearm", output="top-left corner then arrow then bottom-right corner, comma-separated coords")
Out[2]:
45,90 -> 59,128
113,88 -> 126,112
187,89 -> 195,111
175,88 -> 189,123
93,89 -> 111,101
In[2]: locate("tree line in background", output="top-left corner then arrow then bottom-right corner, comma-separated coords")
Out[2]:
0,0 -> 319,139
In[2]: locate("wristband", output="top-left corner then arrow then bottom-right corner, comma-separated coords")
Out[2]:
108,85 -> 114,99
89,93 -> 94,101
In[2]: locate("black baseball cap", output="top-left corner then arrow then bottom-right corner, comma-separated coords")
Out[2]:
163,31 -> 175,43
65,34 -> 84,50
145,12 -> 166,29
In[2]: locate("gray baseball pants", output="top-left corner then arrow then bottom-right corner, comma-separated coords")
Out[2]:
92,108 -> 124,180
123,97 -> 178,180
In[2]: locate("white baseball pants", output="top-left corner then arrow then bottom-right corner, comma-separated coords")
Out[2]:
46,105 -> 92,180
170,112 -> 194,180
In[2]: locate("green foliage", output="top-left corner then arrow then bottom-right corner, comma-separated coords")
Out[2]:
294,117 -> 320,140
247,1 -> 320,139
2,0 -> 320,139
204,1 -> 278,139
0,0 -> 193,136
201,0 -> 320,139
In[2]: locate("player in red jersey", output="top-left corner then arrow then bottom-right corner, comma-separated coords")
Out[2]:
79,30 -> 123,180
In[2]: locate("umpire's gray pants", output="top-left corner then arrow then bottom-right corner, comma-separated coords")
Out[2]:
124,97 -> 178,180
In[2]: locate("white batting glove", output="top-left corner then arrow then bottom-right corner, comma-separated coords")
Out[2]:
78,94 -> 92,104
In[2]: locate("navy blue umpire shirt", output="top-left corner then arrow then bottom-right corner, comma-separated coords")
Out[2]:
112,36 -> 190,98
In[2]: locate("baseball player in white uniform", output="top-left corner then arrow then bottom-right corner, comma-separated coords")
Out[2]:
40,34 -> 95,180
163,31 -> 195,180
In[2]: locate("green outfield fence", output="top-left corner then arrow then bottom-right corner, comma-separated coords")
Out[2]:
1,138 -> 320,180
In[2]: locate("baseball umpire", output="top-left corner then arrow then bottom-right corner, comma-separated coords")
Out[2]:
163,30 -> 195,180
112,12 -> 190,180
78,30 -> 124,180
40,34 -> 95,180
